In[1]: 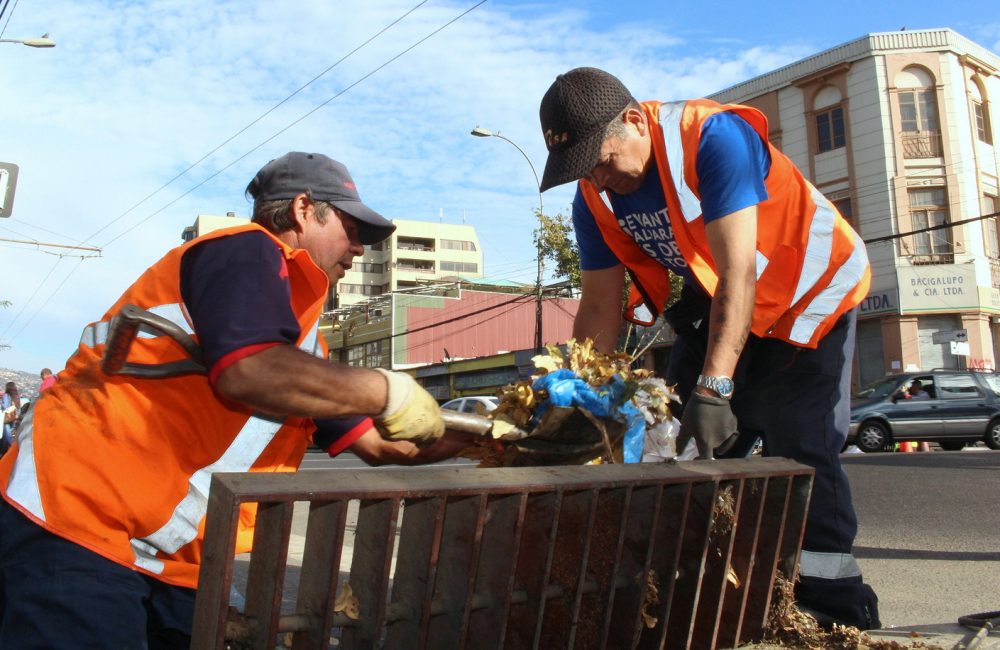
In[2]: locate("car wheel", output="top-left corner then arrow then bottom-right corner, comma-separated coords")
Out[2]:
857,420 -> 889,453
985,419 -> 1000,450
939,441 -> 966,451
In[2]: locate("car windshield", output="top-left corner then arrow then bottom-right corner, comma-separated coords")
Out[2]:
853,377 -> 901,400
982,374 -> 1000,396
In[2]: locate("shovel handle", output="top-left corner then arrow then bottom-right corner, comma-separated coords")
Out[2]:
440,410 -> 493,436
101,303 -> 206,378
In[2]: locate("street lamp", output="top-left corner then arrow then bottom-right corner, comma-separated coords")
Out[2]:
471,126 -> 545,352
0,33 -> 56,48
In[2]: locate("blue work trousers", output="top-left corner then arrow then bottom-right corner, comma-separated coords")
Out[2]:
665,285 -> 879,628
0,498 -> 195,649
666,291 -> 859,556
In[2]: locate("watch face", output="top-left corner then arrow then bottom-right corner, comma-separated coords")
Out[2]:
716,376 -> 735,397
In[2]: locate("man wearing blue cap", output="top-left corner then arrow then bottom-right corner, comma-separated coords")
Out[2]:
0,152 -> 464,647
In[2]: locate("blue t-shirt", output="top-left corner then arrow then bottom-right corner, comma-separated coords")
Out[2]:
573,111 -> 771,279
179,231 -> 366,453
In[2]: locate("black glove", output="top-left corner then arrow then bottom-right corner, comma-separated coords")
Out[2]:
676,392 -> 739,460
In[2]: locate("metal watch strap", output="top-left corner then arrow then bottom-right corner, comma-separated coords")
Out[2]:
696,374 -> 734,399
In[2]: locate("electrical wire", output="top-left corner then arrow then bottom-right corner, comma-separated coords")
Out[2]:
80,0 -> 432,247
95,0 -> 488,251
0,257 -> 62,339
7,257 -> 85,343
0,0 -> 18,39
5,0 -> 489,348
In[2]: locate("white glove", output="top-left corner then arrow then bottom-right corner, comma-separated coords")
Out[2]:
373,369 -> 445,445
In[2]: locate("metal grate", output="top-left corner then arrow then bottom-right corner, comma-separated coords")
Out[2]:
191,458 -> 812,649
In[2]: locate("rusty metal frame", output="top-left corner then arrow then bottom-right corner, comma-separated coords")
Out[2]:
191,458 -> 812,649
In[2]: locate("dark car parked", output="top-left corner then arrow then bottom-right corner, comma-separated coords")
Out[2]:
849,370 -> 1000,453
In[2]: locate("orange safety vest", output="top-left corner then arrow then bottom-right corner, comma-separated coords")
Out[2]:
0,224 -> 330,588
580,100 -> 870,348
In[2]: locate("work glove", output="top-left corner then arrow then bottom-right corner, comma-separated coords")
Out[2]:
373,369 -> 445,445
676,392 -> 740,460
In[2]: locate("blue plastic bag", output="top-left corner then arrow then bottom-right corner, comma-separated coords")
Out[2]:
531,369 -> 646,463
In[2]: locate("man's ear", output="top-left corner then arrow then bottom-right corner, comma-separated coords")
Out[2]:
624,106 -> 647,135
289,193 -> 312,231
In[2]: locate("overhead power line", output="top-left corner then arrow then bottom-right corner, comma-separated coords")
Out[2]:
863,210 -> 1000,245
81,0 -> 433,248
5,0 -> 489,349
96,0 -> 489,251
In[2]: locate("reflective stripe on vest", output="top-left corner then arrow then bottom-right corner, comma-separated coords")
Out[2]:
659,101 -> 703,223
581,97 -> 869,347
16,300 -> 325,576
79,303 -> 193,349
112,303 -> 322,574
130,410 -> 285,573
5,406 -> 42,520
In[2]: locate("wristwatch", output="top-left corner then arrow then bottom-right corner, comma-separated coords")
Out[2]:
696,374 -> 735,399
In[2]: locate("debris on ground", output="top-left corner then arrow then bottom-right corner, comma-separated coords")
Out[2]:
748,573 -> 943,650
641,569 -> 661,629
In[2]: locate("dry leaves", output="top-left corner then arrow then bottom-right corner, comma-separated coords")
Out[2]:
460,338 -> 679,466
333,582 -> 360,620
641,569 -> 661,629
757,573 -> 943,650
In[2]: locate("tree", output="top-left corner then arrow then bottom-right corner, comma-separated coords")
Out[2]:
533,209 -> 580,289
533,209 -> 685,307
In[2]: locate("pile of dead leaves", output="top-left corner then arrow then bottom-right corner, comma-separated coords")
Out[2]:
755,574 -> 942,650
460,339 -> 678,467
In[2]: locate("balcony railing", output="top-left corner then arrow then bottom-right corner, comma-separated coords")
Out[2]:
901,131 -> 943,158
908,252 -> 954,265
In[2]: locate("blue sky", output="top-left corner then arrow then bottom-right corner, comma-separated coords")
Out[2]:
1,0 -> 998,373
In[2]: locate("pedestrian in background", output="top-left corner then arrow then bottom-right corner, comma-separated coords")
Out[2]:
38,368 -> 57,393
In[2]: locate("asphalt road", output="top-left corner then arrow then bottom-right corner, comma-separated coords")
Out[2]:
842,447 -> 1000,632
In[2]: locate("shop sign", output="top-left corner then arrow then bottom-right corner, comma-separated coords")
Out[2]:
897,265 -> 979,313
858,289 -> 898,316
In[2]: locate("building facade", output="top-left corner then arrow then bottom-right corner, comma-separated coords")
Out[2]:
335,218 -> 484,308
710,29 -> 1000,387
180,212 -> 249,241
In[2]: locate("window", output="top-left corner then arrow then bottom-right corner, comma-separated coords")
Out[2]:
338,283 -> 383,296
440,238 -> 477,252
346,346 -> 364,366
937,374 -> 981,398
440,261 -> 479,273
831,196 -> 854,228
355,262 -> 383,274
970,78 -> 992,145
346,341 -> 384,368
899,90 -> 939,132
973,101 -> 990,143
908,188 -> 951,259
396,236 -> 434,252
369,241 -> 385,252
396,258 -> 435,273
816,107 -> 846,152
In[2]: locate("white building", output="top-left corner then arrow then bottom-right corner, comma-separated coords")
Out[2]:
710,29 -> 1000,386
335,218 -> 484,308
180,212 -> 249,242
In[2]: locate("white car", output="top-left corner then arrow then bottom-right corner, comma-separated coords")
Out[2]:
440,396 -> 499,415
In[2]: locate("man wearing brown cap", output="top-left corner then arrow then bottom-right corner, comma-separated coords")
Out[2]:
0,152 -> 463,647
538,68 -> 879,629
